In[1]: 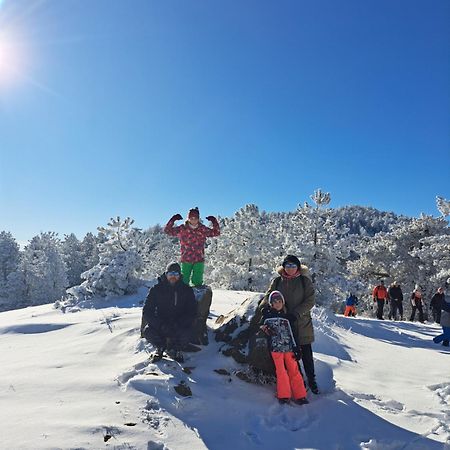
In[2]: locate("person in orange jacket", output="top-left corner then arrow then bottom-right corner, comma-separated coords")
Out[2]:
373,280 -> 389,320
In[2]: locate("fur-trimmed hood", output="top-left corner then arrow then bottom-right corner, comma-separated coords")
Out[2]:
276,265 -> 311,280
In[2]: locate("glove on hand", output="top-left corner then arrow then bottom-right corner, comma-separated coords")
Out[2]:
171,214 -> 183,221
206,215 -> 217,222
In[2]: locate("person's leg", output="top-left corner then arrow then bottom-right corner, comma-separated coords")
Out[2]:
271,352 -> 291,399
436,309 -> 441,324
351,306 -> 356,317
398,302 -> 404,320
300,344 -> 314,380
191,262 -> 205,287
410,306 -> 416,321
284,352 -> 307,399
377,300 -> 384,319
181,262 -> 194,285
143,322 -> 166,350
344,306 -> 351,317
418,305 -> 424,323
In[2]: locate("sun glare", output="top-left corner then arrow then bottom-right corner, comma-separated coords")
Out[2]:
0,33 -> 22,85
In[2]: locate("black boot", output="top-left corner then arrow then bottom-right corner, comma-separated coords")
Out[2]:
150,348 -> 164,362
308,378 -> 319,395
278,398 -> 290,405
293,397 -> 309,405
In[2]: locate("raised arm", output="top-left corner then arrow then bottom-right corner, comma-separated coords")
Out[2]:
164,214 -> 183,237
204,216 -> 220,237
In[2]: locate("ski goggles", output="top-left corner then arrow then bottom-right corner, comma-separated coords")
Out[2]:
284,263 -> 298,269
166,271 -> 180,277
271,298 -> 284,303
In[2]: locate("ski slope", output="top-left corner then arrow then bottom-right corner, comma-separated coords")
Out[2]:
0,288 -> 448,450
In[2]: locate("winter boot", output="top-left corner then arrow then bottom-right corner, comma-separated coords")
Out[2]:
278,398 -> 290,405
308,378 -> 319,395
150,348 -> 164,362
293,397 -> 309,405
174,350 -> 184,363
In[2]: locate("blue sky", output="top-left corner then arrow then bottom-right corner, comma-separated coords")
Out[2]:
0,0 -> 449,243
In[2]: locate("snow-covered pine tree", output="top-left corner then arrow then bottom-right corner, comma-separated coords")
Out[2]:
285,190 -> 353,306
207,205 -> 280,291
19,232 -> 68,306
63,217 -> 144,305
0,232 -> 21,310
141,224 -> 178,279
436,196 -> 450,218
80,232 -> 100,272
61,234 -> 85,288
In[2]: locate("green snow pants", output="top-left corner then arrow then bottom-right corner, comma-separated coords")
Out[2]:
181,262 -> 205,287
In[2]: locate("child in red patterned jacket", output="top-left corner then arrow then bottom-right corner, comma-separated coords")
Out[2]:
164,207 -> 220,287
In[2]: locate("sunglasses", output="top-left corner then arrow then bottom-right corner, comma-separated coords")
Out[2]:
167,271 -> 180,277
284,263 -> 298,269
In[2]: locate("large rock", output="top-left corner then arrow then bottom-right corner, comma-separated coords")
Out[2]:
214,294 -> 276,376
191,286 -> 213,345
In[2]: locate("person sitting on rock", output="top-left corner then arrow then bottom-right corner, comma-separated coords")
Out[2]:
260,290 -> 308,405
141,262 -> 197,363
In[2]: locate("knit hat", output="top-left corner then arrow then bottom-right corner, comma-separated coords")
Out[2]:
282,254 -> 301,268
188,207 -> 200,219
268,290 -> 285,306
165,262 -> 181,274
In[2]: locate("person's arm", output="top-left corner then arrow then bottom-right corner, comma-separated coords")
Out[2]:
164,214 -> 183,237
203,216 -> 220,237
143,287 -> 158,324
291,276 -> 315,318
372,286 -> 378,301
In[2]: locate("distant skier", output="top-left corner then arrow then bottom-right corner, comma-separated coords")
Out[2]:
372,280 -> 388,320
141,262 -> 197,363
430,287 -> 445,324
344,293 -> 358,317
388,281 -> 404,321
164,207 -> 220,287
260,291 -> 308,405
432,288 -> 450,347
409,285 -> 425,323
261,255 -> 319,394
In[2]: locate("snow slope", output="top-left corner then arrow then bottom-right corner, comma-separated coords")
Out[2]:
0,288 -> 448,450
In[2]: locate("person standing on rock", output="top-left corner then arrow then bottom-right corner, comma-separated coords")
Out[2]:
164,207 -> 220,287
141,262 -> 197,363
261,255 -> 319,395
372,280 -> 389,320
260,290 -> 308,405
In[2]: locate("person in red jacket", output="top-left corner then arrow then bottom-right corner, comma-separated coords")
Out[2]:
164,207 -> 220,287
373,280 -> 389,320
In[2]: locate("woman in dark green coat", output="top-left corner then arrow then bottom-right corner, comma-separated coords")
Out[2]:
261,255 -> 319,394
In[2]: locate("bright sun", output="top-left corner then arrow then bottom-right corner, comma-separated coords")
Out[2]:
0,33 -> 22,84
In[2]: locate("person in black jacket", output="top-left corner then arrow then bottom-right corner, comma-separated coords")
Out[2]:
388,282 -> 404,321
141,262 -> 197,363
430,287 -> 445,324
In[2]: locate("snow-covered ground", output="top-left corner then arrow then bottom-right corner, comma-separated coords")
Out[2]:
0,288 -> 448,450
